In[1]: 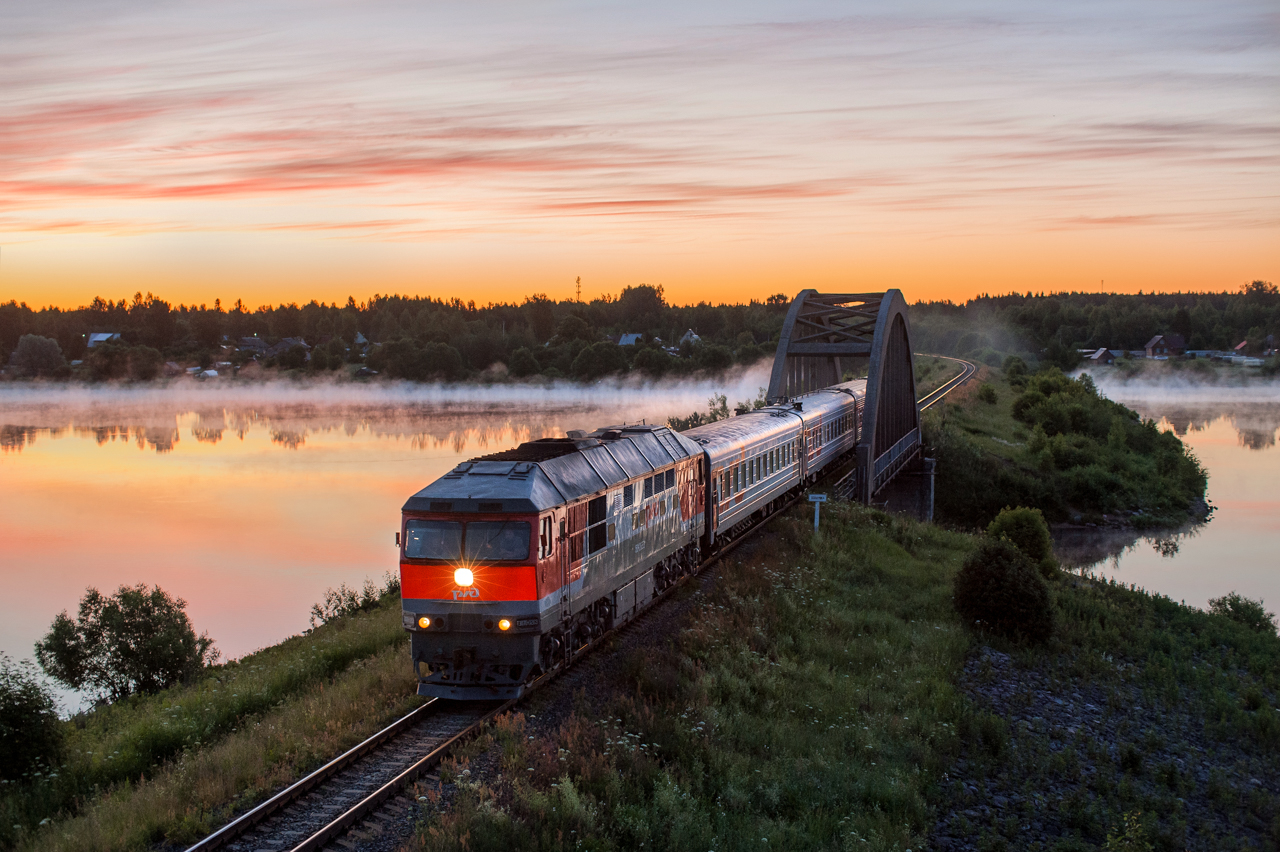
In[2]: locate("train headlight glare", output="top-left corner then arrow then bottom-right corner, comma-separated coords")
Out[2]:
417,616 -> 431,629
454,568 -> 474,587
498,618 -> 512,631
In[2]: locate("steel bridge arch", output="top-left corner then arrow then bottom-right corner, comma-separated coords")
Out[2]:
766,290 -> 920,502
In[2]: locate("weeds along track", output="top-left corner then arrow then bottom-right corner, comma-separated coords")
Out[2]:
186,374 -> 972,852
186,700 -> 506,852
917,356 -> 976,411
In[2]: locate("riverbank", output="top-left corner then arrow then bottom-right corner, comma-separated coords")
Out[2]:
406,503 -> 1279,852
2,586 -> 420,852
924,364 -> 1209,530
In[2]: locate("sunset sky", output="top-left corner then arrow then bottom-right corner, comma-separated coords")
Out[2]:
2,0 -> 1276,309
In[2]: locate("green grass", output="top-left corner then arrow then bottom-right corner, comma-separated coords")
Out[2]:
2,591 -> 413,851
924,366 -> 1207,528
411,502 -> 978,852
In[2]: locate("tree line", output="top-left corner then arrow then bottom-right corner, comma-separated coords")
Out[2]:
2,281 -> 1274,381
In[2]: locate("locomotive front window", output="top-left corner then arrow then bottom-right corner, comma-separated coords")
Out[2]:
404,520 -> 463,560
465,521 -> 531,562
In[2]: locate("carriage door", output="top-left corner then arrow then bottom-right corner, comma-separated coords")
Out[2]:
557,514 -> 572,622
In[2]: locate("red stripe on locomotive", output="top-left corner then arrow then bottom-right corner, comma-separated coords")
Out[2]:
400,562 -> 540,601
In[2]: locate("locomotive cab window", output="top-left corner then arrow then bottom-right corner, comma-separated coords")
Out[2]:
404,520 -> 462,560
465,521 -> 531,562
405,519 -> 529,562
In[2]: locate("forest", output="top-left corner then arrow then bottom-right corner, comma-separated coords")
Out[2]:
0,281 -> 1275,381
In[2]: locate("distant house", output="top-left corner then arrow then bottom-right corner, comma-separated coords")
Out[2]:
1144,333 -> 1186,358
86,332 -> 121,348
1086,348 -> 1114,365
1234,340 -> 1249,353
615,333 -> 643,347
264,337 -> 310,358
679,329 -> 702,346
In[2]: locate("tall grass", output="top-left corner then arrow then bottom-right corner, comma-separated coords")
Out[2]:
2,581 -> 408,850
413,503 -> 978,851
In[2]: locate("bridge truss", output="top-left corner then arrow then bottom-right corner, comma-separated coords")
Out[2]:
766,290 -> 921,502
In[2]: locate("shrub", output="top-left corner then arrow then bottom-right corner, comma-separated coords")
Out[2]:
9,334 -> 67,377
1208,592 -> 1277,635
571,341 -> 629,380
632,346 -> 671,378
987,506 -> 1057,578
976,383 -> 997,404
953,538 -> 1054,643
0,654 -> 63,780
508,347 -> 540,378
35,584 -> 219,703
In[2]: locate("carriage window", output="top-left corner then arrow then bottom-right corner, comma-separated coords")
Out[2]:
465,521 -> 531,562
404,520 -> 462,560
623,484 -> 634,507
643,476 -> 654,498
666,468 -> 675,490
586,495 -> 608,554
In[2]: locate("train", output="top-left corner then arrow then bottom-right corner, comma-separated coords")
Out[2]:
397,379 -> 867,699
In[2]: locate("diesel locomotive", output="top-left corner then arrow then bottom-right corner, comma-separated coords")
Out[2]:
398,379 -> 867,699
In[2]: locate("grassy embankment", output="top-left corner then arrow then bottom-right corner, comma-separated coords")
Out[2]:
408,502 -> 1280,852
3,589 -> 420,852
924,365 -> 1207,529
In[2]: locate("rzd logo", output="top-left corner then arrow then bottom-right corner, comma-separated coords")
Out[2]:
452,588 -> 480,600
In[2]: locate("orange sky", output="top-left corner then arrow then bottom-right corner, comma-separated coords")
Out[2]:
2,1 -> 1276,309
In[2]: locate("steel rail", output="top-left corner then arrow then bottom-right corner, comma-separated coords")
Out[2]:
916,355 -> 976,411
184,698 -> 442,852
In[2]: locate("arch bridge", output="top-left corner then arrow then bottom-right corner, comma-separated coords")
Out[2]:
766,290 -> 921,503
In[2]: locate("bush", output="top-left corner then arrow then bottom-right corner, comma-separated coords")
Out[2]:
8,334 -> 67,377
1208,592 -> 1277,635
571,341 -> 628,380
987,506 -> 1057,578
508,347 -> 540,378
632,346 -> 671,378
977,383 -> 998,404
953,538 -> 1054,643
35,584 -> 220,703
0,654 -> 63,780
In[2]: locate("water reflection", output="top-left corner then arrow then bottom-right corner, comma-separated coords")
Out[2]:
1051,399 -> 1280,612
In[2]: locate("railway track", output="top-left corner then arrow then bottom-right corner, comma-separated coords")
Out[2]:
916,355 -> 977,411
184,489 -> 806,852
186,367 -> 976,852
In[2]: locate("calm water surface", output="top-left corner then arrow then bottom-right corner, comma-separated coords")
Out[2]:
0,374 -> 769,709
1054,383 -> 1280,613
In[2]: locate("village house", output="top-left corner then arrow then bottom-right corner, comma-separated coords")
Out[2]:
1144,333 -> 1186,358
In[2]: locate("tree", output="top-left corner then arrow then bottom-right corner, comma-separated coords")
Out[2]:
523,294 -> 557,343
508,347 -> 540,378
571,341 -> 628,380
632,346 -> 671,378
35,585 -> 219,703
1208,592 -> 1277,635
8,334 -> 66,377
0,654 -> 63,780
553,315 -> 595,344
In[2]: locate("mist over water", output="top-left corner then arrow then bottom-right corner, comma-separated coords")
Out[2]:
0,368 -> 771,711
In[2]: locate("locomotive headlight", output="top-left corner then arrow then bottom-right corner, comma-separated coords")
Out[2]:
417,616 -> 431,630
454,567 -> 474,587
498,618 -> 512,631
